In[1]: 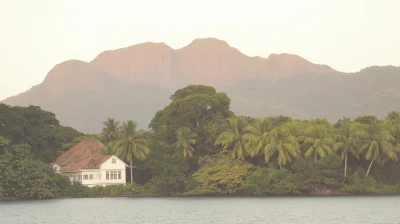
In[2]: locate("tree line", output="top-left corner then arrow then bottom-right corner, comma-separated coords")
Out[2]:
98,85 -> 400,195
1,85 -> 400,198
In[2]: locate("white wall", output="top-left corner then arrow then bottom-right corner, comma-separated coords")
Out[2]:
99,156 -> 127,186
77,170 -> 102,186
58,156 -> 127,187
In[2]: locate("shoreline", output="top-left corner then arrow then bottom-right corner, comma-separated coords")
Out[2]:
2,192 -> 400,201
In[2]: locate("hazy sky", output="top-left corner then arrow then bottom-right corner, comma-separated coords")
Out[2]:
1,0 -> 399,100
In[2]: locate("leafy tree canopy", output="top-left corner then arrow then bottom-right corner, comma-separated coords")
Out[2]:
0,144 -> 70,199
0,104 -> 83,162
149,85 -> 234,133
187,152 -> 254,195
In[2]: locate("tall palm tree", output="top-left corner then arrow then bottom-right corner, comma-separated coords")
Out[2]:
386,111 -> 400,143
174,127 -> 197,158
264,128 -> 301,169
333,121 -> 361,179
302,124 -> 334,162
246,117 -> 274,157
102,118 -> 121,143
115,120 -> 150,183
358,121 -> 398,177
215,117 -> 250,160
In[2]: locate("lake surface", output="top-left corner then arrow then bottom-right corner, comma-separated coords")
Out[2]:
1,196 -> 400,223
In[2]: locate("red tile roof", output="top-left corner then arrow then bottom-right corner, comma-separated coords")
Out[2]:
52,138 -> 112,171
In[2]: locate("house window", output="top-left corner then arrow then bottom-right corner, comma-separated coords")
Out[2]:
105,171 -> 121,180
89,174 -> 93,180
112,158 -> 116,164
83,174 -> 88,180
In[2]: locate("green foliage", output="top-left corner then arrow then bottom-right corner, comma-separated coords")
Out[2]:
195,121 -> 225,155
239,167 -> 300,195
3,86 -> 400,198
170,85 -> 217,101
291,155 -> 344,192
0,136 -> 11,155
354,115 -> 378,124
264,128 -> 301,167
142,139 -> 189,194
111,120 -> 151,183
246,117 -> 274,158
174,127 -> 197,158
149,85 -> 233,139
188,153 -> 254,195
0,104 -> 83,162
358,121 -> 398,177
102,118 -> 121,143
302,124 -> 334,162
385,111 -> 400,143
65,182 -> 142,197
215,117 -> 251,160
0,144 -> 70,199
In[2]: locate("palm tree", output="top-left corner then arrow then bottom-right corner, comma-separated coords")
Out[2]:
283,120 -> 305,139
215,117 -> 250,160
358,121 -> 398,177
333,121 -> 361,179
386,111 -> 400,143
264,128 -> 301,169
115,120 -> 150,183
174,127 -> 197,158
102,118 -> 121,143
246,117 -> 274,157
302,124 -> 334,162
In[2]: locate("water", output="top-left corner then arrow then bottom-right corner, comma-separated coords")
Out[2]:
1,196 -> 400,224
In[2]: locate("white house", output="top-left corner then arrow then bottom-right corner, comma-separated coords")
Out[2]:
51,138 -> 128,187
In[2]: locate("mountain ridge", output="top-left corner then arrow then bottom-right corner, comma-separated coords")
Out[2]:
2,38 -> 399,133
89,37 -> 338,89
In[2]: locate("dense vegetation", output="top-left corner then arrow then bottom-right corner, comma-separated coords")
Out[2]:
1,84 -> 400,199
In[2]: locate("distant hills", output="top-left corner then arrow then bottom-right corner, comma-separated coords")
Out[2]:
2,38 -> 399,133
223,66 -> 400,121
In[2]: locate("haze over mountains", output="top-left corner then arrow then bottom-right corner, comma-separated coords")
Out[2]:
2,38 -> 400,133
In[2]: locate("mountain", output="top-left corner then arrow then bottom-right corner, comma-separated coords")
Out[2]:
3,60 -> 171,133
3,38 -> 399,133
90,38 -> 337,89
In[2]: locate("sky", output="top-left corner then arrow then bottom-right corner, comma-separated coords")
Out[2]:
1,0 -> 399,100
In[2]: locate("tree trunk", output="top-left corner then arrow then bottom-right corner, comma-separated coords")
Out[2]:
366,159 -> 374,178
342,153 -> 348,183
130,157 -> 133,184
314,150 -> 317,162
344,153 -> 348,179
